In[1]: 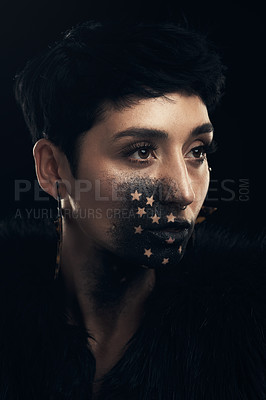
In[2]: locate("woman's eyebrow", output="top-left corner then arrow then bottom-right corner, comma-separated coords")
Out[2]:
112,127 -> 168,141
191,122 -> 214,137
112,123 -> 214,142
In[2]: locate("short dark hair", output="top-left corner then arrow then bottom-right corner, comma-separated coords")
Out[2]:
14,20 -> 226,178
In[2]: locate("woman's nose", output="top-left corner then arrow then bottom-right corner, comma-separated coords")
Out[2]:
159,156 -> 195,207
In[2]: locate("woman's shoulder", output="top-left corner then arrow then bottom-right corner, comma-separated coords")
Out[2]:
0,215 -> 57,289
155,207 -> 266,336
0,215 -> 92,400
191,208 -> 266,279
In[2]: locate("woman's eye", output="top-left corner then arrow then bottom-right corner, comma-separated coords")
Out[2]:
120,140 -> 216,166
131,148 -> 154,160
186,146 -> 207,160
122,142 -> 158,165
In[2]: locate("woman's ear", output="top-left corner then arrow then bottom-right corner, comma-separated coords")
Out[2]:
32,139 -> 71,200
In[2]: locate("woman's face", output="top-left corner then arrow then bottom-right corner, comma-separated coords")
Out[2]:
64,93 -> 213,269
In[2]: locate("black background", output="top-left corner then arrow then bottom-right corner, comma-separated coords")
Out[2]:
0,0 -> 265,229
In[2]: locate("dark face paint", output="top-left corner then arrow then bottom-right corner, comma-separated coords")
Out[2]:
107,177 -> 194,270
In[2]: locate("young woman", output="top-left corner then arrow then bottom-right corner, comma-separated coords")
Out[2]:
1,20 -> 265,399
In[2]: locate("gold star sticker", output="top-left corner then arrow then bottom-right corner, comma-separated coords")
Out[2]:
146,195 -> 155,206
131,190 -> 142,201
137,207 -> 147,217
151,213 -> 160,224
162,258 -> 169,265
144,248 -> 153,258
165,236 -> 175,244
178,245 -> 182,254
166,212 -> 176,223
134,225 -> 143,234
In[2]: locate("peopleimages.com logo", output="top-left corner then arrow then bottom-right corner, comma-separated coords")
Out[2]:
205,178 -> 250,202
14,178 -> 250,203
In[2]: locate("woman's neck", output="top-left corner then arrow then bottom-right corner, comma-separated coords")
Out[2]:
59,220 -> 156,381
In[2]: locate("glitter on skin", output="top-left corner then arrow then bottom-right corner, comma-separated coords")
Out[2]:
102,176 -> 195,270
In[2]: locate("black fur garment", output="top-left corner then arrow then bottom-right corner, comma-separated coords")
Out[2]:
0,214 -> 266,399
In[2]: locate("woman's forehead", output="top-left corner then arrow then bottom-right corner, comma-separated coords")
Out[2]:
83,93 -> 211,145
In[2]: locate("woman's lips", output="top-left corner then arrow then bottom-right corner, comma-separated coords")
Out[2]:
145,219 -> 191,231
159,228 -> 185,232
147,228 -> 189,242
